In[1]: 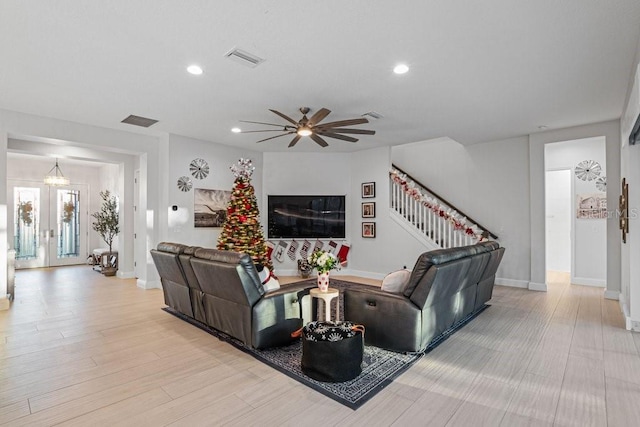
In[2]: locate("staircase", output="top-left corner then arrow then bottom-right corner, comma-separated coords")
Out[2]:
389,165 -> 498,249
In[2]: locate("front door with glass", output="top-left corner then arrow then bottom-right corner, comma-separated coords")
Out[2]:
10,181 -> 88,269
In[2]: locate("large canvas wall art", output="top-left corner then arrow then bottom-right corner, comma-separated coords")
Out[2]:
194,188 -> 232,227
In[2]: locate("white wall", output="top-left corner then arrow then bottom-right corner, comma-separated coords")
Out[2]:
621,53 -> 640,328
348,146 -> 427,278
262,152 -> 352,276
0,124 -> 7,309
545,137 -> 607,286
166,134 -> 264,248
392,136 -> 532,287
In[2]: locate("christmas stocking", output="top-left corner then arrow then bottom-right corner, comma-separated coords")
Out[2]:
327,240 -> 338,255
287,240 -> 299,260
299,240 -> 311,259
337,242 -> 351,265
313,240 -> 324,253
274,241 -> 288,263
266,241 -> 275,261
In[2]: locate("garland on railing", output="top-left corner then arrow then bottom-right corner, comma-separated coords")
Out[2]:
389,169 -> 486,242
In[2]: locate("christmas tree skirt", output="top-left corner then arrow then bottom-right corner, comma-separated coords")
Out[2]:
161,279 -> 489,410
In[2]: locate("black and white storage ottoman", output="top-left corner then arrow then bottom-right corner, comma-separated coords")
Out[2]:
301,321 -> 364,382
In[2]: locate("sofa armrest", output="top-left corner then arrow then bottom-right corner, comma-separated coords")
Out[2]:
263,282 -> 315,299
251,283 -> 314,349
344,288 -> 423,353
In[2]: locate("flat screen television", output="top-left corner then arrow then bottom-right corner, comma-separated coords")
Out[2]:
267,195 -> 346,239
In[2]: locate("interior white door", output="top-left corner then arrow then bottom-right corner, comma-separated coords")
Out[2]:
10,180 -> 88,269
545,169 -> 572,273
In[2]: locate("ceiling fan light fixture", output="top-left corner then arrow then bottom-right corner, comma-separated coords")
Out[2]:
297,126 -> 313,137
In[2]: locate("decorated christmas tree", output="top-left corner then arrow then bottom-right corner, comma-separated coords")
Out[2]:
217,158 -> 273,270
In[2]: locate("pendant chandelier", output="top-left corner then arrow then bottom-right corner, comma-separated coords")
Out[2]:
44,158 -> 70,186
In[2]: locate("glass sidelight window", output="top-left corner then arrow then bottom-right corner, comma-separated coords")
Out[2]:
14,187 -> 40,260
57,189 -> 80,258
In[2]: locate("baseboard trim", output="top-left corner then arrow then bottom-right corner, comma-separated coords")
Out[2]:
495,278 -> 529,289
604,290 -> 620,300
572,277 -> 606,287
117,270 -> 136,279
619,294 -> 633,330
137,279 -> 161,290
528,282 -> 548,292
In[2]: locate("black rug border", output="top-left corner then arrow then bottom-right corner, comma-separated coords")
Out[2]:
161,280 -> 489,410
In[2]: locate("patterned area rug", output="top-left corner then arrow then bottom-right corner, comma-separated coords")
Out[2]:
162,279 -> 487,409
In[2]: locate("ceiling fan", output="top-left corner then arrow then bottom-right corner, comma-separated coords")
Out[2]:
240,107 -> 376,148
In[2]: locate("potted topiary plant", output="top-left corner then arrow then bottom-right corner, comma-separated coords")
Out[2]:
92,190 -> 120,276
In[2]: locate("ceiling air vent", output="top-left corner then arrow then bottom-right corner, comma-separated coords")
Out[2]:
121,115 -> 159,128
224,48 -> 265,68
362,111 -> 384,120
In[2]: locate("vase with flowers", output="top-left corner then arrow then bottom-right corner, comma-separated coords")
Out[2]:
307,250 -> 340,292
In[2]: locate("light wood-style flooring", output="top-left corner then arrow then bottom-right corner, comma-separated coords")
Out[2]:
1,267 -> 639,426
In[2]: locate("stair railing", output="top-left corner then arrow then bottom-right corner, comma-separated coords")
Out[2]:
390,165 -> 498,249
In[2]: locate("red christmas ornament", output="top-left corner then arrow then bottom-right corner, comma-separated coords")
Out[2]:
245,204 -> 251,210
239,215 -> 247,223
228,207 -> 235,214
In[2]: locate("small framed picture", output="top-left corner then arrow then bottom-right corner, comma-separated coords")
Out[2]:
362,202 -> 376,218
362,222 -> 376,238
362,182 -> 375,198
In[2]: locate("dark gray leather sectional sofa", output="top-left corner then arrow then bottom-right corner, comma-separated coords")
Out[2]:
344,242 -> 504,353
151,242 -> 313,349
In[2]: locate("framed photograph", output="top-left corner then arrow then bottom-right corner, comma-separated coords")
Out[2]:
362,202 -> 376,218
194,188 -> 232,227
362,182 -> 375,198
362,222 -> 376,238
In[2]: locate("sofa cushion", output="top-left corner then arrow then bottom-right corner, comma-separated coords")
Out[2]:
381,269 -> 411,293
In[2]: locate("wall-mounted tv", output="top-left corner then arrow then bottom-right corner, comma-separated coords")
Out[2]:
267,195 -> 346,239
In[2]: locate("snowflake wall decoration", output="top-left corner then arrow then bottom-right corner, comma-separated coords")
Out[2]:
189,158 -> 209,179
177,176 -> 192,192
574,160 -> 601,181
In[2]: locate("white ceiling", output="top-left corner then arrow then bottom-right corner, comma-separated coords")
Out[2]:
1,1 -> 639,152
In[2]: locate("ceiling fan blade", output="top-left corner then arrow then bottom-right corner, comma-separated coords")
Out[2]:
310,133 -> 329,147
328,128 -> 376,135
240,120 -> 293,128
307,108 -> 331,127
315,118 -> 369,128
288,135 -> 302,147
241,129 -> 290,133
316,131 -> 359,143
269,109 -> 299,126
256,132 -> 295,143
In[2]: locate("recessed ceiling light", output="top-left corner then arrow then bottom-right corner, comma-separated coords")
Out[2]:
231,127 -> 242,133
393,64 -> 409,74
187,65 -> 203,75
